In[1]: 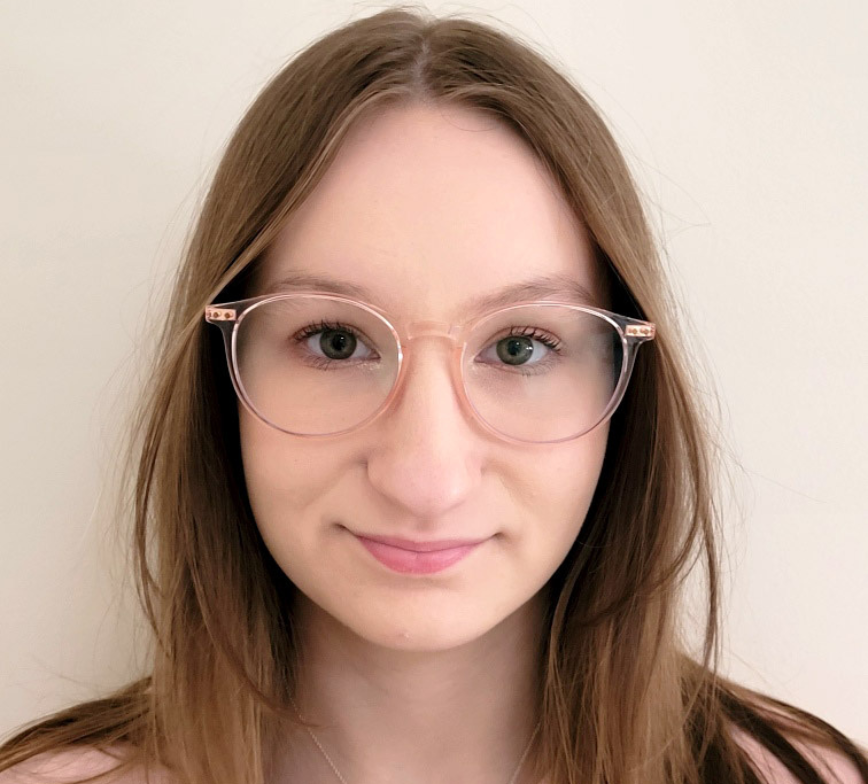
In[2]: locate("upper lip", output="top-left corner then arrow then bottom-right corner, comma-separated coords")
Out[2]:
352,533 -> 489,552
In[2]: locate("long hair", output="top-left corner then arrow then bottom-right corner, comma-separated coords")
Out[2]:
2,8 -> 865,784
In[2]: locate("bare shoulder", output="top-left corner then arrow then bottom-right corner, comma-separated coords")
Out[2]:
0,747 -> 173,784
734,726 -> 866,784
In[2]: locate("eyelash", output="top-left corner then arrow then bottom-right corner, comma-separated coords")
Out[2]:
297,320 -> 361,339
503,326 -> 562,352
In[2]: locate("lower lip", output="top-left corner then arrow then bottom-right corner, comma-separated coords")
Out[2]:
354,536 -> 482,575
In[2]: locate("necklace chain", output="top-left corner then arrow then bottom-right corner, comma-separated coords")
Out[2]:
290,698 -> 540,784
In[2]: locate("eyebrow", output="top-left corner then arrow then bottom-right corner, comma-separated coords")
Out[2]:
265,271 -> 598,319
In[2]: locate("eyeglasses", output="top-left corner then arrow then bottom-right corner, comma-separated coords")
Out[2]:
204,292 -> 655,444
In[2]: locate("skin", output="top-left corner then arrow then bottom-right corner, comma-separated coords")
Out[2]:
241,103 -> 609,784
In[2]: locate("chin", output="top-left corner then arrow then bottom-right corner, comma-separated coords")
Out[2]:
321,590 -> 541,655
355,618 -> 493,653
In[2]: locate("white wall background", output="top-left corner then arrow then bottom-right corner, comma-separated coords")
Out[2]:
1,0 -> 865,744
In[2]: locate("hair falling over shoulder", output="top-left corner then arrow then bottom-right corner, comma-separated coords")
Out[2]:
2,8 -> 865,784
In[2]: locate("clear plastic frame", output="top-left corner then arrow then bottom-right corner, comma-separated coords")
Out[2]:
205,292 -> 656,445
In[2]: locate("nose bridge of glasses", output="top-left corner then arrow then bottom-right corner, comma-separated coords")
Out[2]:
395,319 -> 466,405
403,319 -> 465,347
390,319 -> 472,432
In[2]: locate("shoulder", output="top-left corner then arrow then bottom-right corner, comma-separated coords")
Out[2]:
0,747 -> 173,784
734,727 -> 866,784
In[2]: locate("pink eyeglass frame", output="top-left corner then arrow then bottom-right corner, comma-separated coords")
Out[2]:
204,291 -> 656,445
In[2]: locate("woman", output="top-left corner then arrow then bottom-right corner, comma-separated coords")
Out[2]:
1,8 -> 865,784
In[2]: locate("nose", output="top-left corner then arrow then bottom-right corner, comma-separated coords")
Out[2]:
364,343 -> 483,520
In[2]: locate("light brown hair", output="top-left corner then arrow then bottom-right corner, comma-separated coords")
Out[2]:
2,8 -> 866,784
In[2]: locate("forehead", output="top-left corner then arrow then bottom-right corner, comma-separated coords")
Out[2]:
260,103 -> 600,322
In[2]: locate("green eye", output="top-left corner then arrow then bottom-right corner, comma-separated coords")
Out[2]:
319,329 -> 357,359
496,336 -> 535,365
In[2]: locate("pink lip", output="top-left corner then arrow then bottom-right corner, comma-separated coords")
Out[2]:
352,533 -> 487,575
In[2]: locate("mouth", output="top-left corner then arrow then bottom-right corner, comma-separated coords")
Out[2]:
350,532 -> 488,575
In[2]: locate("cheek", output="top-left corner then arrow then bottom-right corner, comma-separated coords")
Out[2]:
238,410 -> 328,542
521,422 -> 609,554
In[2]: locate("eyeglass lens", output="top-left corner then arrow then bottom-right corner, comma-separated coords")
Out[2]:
233,297 -> 624,442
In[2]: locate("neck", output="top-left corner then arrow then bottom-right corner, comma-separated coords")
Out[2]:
275,592 -> 546,784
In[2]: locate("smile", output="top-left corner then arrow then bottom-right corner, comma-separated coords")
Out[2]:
351,533 -> 487,575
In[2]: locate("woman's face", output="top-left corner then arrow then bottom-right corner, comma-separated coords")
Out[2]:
240,103 -> 609,652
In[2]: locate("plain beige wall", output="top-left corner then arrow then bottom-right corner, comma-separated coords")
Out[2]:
1,0 -> 865,743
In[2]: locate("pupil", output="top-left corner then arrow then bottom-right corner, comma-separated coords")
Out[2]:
320,330 -> 356,359
497,336 -> 533,365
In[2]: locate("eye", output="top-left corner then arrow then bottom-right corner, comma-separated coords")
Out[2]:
479,328 -> 561,367
296,322 -> 376,362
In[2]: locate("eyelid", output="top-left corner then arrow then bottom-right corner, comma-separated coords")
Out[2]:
502,325 -> 562,349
